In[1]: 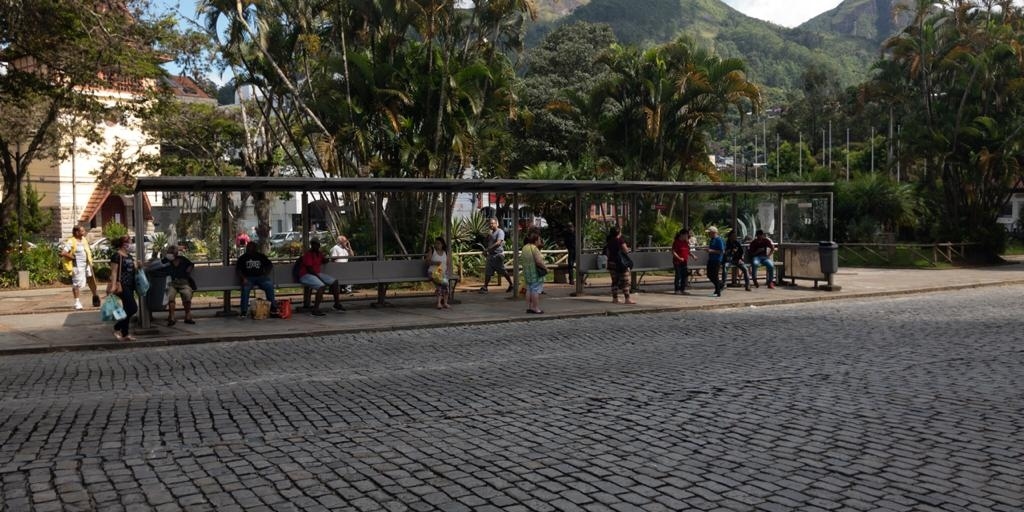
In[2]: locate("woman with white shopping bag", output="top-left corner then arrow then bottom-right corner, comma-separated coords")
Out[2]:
106,235 -> 139,341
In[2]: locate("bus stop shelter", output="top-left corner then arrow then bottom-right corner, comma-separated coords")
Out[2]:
132,177 -> 834,327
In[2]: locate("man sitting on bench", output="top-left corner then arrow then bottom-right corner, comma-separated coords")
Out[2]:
298,240 -> 344,316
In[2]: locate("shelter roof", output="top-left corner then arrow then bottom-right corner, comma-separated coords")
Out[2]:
135,176 -> 833,195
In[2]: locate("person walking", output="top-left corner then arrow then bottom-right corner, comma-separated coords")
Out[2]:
672,228 -> 691,294
723,230 -> 752,291
298,240 -> 344,316
479,217 -> 513,293
706,226 -> 725,297
520,230 -> 548,314
162,245 -> 196,325
604,226 -> 635,304
106,235 -> 138,341
60,226 -> 101,310
236,241 -> 276,318
329,234 -> 355,294
748,229 -> 777,289
425,237 -> 453,309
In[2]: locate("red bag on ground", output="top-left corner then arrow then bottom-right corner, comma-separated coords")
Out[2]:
276,299 -> 292,320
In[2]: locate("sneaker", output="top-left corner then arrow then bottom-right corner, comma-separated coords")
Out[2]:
311,309 -> 326,316
478,287 -> 488,294
74,300 -> 83,310
768,282 -> 776,289
745,286 -> 751,292
92,295 -> 101,307
505,284 -> 514,293
333,303 -> 345,311
753,280 -> 760,288
238,311 -> 248,319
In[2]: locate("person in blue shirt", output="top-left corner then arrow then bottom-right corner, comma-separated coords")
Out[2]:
706,226 -> 726,297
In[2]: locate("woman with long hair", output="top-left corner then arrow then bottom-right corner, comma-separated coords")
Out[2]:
425,237 -> 452,309
604,226 -> 635,304
520,229 -> 547,314
106,235 -> 138,341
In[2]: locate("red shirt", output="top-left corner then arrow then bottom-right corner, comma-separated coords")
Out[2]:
299,251 -> 325,277
672,239 -> 690,264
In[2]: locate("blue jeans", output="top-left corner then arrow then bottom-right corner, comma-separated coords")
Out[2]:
673,263 -> 688,292
751,256 -> 775,284
241,275 -> 276,314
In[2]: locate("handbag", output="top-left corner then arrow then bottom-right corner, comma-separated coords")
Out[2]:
253,299 -> 271,320
618,250 -> 634,270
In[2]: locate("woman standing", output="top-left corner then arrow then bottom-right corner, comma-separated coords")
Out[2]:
672,228 -> 691,294
604,226 -> 635,304
106,235 -> 138,341
425,237 -> 452,309
520,230 -> 547,314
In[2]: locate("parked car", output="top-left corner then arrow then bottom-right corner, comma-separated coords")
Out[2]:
268,231 -> 300,249
90,234 -> 155,255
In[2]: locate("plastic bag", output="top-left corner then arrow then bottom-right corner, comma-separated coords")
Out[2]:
101,295 -> 126,322
276,299 -> 292,320
430,265 -> 446,285
135,268 -> 150,295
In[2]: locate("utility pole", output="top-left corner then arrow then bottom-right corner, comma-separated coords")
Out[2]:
821,129 -> 826,169
828,120 -> 832,170
846,128 -> 850,181
870,127 -> 875,173
798,132 -> 803,177
776,132 -> 780,177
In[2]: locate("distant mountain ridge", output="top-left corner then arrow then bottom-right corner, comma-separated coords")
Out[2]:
527,0 -> 909,92
800,0 -> 912,45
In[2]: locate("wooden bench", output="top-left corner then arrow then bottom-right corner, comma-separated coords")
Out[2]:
190,260 -> 457,311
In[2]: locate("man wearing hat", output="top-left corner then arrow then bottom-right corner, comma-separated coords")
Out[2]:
706,226 -> 726,297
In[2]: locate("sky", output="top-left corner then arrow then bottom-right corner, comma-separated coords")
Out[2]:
160,0 -> 846,31
723,0 -> 845,27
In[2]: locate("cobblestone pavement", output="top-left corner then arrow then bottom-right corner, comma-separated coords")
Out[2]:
0,286 -> 1022,512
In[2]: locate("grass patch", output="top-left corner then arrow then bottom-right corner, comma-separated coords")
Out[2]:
839,246 -> 956,269
1003,240 -> 1024,256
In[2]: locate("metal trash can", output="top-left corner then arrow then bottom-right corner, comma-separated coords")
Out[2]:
818,241 -> 839,275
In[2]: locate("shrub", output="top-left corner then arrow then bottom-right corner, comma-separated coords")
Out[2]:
1,245 -> 63,287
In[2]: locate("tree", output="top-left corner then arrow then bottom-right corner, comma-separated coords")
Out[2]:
512,22 -> 618,169
0,0 -> 175,270
869,0 -> 1024,258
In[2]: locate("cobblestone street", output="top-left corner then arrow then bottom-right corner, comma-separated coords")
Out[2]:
0,285 -> 1022,511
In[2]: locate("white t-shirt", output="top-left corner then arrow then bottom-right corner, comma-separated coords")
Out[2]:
330,244 -> 350,262
61,238 -> 88,269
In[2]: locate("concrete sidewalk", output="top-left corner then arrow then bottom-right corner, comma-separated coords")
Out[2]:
1,261 -> 1023,355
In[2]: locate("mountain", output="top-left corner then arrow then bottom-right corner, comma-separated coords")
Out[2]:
798,0 -> 912,46
526,0 -> 891,93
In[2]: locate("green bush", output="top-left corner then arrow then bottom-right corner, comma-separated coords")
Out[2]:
1,245 -> 63,287
103,221 -> 129,242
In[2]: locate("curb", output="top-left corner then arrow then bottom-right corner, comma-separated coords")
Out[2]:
3,279 -> 1024,357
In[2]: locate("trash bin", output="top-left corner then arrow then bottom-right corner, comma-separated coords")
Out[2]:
818,241 -> 839,274
145,262 -> 171,312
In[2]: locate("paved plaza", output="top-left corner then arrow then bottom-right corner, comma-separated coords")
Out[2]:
0,284 -> 1021,511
